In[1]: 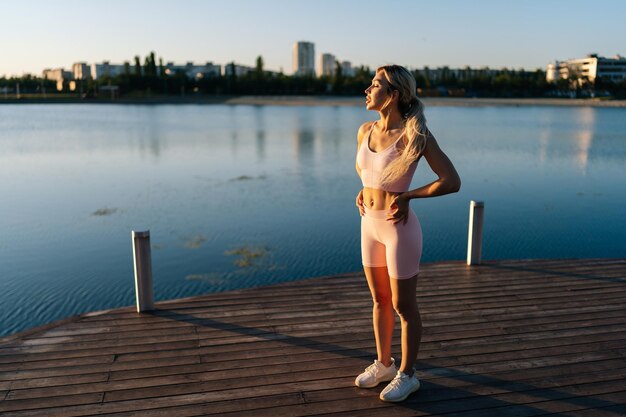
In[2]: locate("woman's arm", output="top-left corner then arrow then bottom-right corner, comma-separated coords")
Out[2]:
388,134 -> 460,224
355,121 -> 374,216
355,121 -> 374,177
404,135 -> 461,199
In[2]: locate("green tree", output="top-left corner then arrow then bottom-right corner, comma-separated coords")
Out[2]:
255,56 -> 264,75
148,52 -> 157,77
143,53 -> 157,77
332,61 -> 344,94
133,56 -> 142,76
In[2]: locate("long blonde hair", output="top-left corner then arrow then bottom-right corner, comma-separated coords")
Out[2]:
377,65 -> 429,187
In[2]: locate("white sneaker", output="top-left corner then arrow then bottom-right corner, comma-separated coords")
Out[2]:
379,370 -> 421,402
354,358 -> 397,388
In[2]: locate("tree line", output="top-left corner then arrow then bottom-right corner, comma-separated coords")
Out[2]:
2,53 -> 626,99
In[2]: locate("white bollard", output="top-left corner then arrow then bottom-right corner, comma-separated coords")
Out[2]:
467,201 -> 485,266
132,230 -> 154,312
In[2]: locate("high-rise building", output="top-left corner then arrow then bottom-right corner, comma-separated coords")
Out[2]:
72,62 -> 91,80
293,41 -> 315,76
318,53 -> 336,77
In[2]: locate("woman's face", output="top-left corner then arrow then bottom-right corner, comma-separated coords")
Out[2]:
365,71 -> 396,111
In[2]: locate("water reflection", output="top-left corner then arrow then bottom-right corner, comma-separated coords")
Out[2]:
138,106 -> 163,158
574,107 -> 595,174
254,106 -> 266,161
230,131 -> 239,156
293,109 -> 316,167
535,107 -> 596,174
538,128 -> 549,165
576,129 -> 593,174
229,106 -> 239,156
320,106 -> 344,157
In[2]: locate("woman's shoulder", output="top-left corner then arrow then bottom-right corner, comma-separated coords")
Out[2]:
357,121 -> 375,143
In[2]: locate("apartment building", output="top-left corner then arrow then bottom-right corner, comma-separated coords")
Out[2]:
293,41 -> 315,76
546,54 -> 626,84
318,53 -> 336,77
42,68 -> 73,91
91,62 -> 126,80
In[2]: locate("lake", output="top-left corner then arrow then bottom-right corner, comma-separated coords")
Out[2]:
1,103 -> 625,337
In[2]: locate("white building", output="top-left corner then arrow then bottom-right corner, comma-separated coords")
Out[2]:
165,62 -> 221,79
42,68 -> 73,91
547,54 -> 626,84
72,62 -> 91,80
293,41 -> 315,76
546,63 -> 559,83
91,62 -> 126,80
318,53 -> 336,77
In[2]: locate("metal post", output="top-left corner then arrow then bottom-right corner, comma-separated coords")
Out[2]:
132,230 -> 154,312
467,201 -> 485,266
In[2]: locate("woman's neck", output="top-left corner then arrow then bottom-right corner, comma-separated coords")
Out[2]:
377,110 -> 404,133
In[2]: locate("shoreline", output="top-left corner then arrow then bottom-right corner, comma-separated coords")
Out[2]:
1,95 -> 625,107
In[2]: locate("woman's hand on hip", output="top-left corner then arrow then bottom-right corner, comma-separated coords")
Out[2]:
388,193 -> 410,224
356,189 -> 365,216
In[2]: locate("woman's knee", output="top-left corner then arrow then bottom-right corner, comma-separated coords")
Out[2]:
372,292 -> 392,307
392,296 -> 417,318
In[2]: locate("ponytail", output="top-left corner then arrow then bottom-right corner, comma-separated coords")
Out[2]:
377,66 -> 429,188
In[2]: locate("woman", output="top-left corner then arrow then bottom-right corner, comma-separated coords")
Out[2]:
355,65 -> 460,402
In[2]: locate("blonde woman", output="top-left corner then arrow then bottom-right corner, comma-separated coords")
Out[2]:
355,65 -> 460,402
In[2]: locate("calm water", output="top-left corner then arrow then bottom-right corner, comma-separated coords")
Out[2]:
1,103 -> 625,337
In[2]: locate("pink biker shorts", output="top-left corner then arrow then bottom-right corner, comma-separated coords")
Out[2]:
361,206 -> 423,279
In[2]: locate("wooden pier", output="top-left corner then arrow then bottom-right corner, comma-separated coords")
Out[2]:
1,258 -> 625,416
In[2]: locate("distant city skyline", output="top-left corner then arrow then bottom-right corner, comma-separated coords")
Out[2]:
2,0 -> 625,78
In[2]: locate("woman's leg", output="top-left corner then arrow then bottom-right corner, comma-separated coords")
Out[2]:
390,275 -> 422,375
364,266 -> 395,366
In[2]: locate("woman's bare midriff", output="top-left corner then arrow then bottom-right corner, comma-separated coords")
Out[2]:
362,187 -> 401,211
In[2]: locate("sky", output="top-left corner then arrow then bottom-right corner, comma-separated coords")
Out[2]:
2,0 -> 625,77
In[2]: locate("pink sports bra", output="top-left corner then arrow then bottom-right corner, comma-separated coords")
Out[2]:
356,122 -> 418,192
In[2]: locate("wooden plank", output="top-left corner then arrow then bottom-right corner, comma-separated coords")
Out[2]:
85,393 -> 307,417
8,288 -> 620,356
5,360 -> 363,402
9,260 -> 620,334
0,309 -> 622,369
3,276 -> 620,344
1,378 -> 351,416
3,322 -> 620,384
7,342 -> 626,404
9,338 -> 624,406
0,393 -> 104,413
3,306 -> 620,376
0,355 -> 198,382
563,404 -> 626,417
3,372 -> 110,391
293,381 -> 626,417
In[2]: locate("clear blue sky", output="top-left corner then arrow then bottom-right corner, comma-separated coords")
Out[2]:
2,0 -> 625,77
